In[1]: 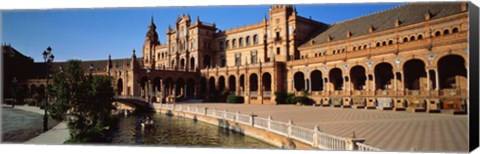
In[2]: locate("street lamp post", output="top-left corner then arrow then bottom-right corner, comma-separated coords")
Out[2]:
89,64 -> 94,77
146,69 -> 151,102
42,46 -> 54,132
11,77 -> 17,108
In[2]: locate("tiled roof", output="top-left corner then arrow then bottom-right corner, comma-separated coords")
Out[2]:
300,2 -> 466,48
36,57 -> 142,75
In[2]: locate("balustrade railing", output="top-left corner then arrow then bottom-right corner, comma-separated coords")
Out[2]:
253,117 -> 268,129
291,125 -> 314,144
237,114 -> 251,125
226,112 -> 236,121
250,91 -> 258,97
153,104 -> 378,151
317,132 -> 347,150
269,120 -> 288,136
356,142 -> 382,151
263,91 -> 272,97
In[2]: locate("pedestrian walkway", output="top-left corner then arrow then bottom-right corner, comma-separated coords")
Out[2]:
182,103 -> 468,152
1,104 -> 68,144
24,122 -> 69,144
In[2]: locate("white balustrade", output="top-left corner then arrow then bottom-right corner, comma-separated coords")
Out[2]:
317,132 -> 347,150
155,104 -> 380,151
215,110 -> 225,118
226,112 -> 236,121
291,125 -> 314,144
269,120 -> 288,136
254,117 -> 268,129
356,142 -> 382,151
237,114 -> 251,125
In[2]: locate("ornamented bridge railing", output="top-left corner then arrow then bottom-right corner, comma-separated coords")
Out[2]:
154,103 -> 382,151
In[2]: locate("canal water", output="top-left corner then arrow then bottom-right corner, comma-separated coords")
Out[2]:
111,113 -> 276,149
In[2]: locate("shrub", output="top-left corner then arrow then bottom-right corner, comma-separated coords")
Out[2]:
226,94 -> 244,103
292,96 -> 315,105
284,93 -> 295,104
274,92 -> 287,104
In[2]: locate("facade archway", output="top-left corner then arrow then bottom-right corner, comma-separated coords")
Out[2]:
200,77 -> 207,97
203,55 -> 211,68
209,77 -> 216,96
294,72 -> 305,91
152,77 -> 161,94
218,76 -> 226,93
239,75 -> 245,94
176,78 -> 185,97
165,77 -> 174,96
117,78 -> 124,95
180,58 -> 185,69
186,78 -> 195,98
30,84 -> 37,97
139,76 -> 148,97
310,70 -> 323,91
262,73 -> 272,91
403,59 -> 427,90
228,75 -> 236,92
438,55 -> 467,89
190,57 -> 195,70
350,66 -> 366,90
249,74 -> 258,92
374,63 -> 394,90
329,68 -> 343,91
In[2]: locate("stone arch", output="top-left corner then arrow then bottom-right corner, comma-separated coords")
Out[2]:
443,29 -> 450,35
209,77 -> 216,96
186,78 -> 195,98
399,56 -> 430,70
403,59 -> 427,90
200,77 -> 207,97
116,78 -> 123,95
228,75 -> 236,92
374,63 -> 394,90
175,78 -> 185,97
139,76 -> 148,97
371,60 -> 396,72
310,70 -> 323,91
433,52 -> 468,68
152,77 -> 161,94
249,73 -> 258,92
29,84 -> 37,97
438,55 -> 467,89
239,74 -> 245,93
262,72 -> 272,91
218,76 -> 226,93
164,77 -> 174,96
452,27 -> 460,33
350,65 -> 366,90
329,68 -> 343,91
190,57 -> 195,70
180,58 -> 186,69
203,55 -> 211,68
327,66 -> 346,77
294,71 -> 305,91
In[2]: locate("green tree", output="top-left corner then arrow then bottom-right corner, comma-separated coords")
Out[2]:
48,60 -> 115,143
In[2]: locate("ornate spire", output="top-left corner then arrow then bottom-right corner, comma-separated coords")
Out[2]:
108,54 -> 112,69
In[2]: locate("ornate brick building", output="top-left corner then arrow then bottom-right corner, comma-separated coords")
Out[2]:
3,2 -> 470,113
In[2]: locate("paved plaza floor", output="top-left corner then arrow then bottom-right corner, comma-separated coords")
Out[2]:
1,105 -> 60,143
183,103 -> 468,152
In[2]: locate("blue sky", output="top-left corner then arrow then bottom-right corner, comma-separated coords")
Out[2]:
2,3 -> 404,62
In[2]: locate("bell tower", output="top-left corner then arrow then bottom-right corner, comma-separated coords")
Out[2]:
143,16 -> 160,69
268,5 -> 296,62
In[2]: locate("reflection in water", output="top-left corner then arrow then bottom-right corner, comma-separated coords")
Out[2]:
111,113 -> 276,149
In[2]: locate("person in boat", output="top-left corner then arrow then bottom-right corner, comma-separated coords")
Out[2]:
144,116 -> 154,129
